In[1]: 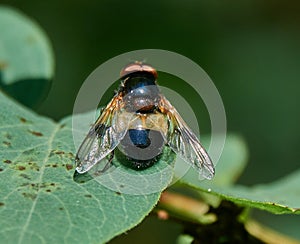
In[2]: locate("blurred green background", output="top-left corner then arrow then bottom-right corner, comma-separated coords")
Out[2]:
2,0 -> 300,242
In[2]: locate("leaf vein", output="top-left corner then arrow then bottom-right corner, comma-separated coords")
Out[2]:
17,123 -> 60,244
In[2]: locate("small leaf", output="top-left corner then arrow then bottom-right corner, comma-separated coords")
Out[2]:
0,6 -> 54,107
180,136 -> 300,214
177,234 -> 194,244
207,134 -> 248,186
0,91 -> 174,243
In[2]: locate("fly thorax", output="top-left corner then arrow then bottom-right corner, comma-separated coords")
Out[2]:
122,74 -> 160,113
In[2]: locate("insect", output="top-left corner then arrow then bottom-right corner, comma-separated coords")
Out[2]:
75,62 -> 215,180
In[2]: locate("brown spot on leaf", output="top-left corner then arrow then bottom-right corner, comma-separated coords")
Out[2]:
84,194 -> 92,198
19,117 -> 27,123
55,151 -> 65,155
52,164 -> 57,168
59,207 -> 64,210
3,141 -> 11,146
28,130 -> 43,136
4,159 -> 12,164
66,164 -> 73,170
46,189 -> 51,192
115,191 -> 121,195
18,166 -> 26,171
50,183 -> 55,186
0,168 -> 3,172
0,202 -> 4,207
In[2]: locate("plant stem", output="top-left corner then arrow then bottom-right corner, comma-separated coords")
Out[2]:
245,220 -> 300,244
158,191 -> 216,224
157,191 -> 300,244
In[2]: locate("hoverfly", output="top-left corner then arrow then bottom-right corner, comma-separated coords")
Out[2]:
75,62 -> 215,180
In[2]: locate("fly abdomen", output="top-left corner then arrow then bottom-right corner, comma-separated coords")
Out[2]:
118,129 -> 165,169
129,129 -> 151,148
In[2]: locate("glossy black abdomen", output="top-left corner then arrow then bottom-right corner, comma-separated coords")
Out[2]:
129,129 -> 151,148
118,128 -> 165,170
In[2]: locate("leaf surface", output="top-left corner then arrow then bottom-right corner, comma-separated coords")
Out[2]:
0,91 -> 172,244
0,6 -> 54,84
0,6 -> 54,107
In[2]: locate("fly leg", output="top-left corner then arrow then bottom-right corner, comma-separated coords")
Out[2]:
94,150 -> 115,176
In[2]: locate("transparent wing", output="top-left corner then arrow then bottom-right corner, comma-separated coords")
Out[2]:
75,94 -> 132,173
159,96 -> 215,180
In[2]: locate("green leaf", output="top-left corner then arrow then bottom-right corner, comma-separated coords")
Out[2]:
177,234 -> 194,244
207,134 -> 248,186
0,91 -> 174,243
0,6 -> 54,107
180,136 -> 300,214
0,6 -> 54,84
